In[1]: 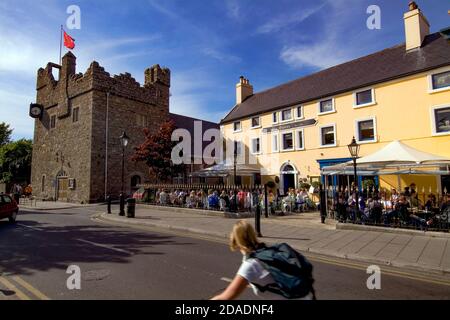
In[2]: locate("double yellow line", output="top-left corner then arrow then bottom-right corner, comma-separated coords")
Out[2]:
0,275 -> 50,300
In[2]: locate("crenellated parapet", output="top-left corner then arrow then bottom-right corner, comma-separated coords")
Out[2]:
36,53 -> 171,111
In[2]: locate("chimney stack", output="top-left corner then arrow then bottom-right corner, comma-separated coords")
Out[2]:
236,76 -> 253,105
404,1 -> 430,51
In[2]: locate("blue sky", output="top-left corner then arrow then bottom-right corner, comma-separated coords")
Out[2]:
0,0 -> 449,140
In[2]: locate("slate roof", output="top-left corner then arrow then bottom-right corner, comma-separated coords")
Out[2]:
221,31 -> 450,124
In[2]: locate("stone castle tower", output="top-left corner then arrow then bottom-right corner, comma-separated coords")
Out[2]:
31,52 -> 171,203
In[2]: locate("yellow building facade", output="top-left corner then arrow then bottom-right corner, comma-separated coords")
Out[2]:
220,5 -> 450,197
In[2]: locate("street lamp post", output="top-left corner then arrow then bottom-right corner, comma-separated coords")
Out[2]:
348,137 -> 360,218
119,131 -> 130,216
233,143 -> 238,213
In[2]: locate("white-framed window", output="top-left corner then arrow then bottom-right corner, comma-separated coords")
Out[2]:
428,67 -> 450,93
431,104 -> 450,136
271,131 -> 279,153
251,137 -> 261,155
233,121 -> 242,132
353,88 -> 376,108
318,98 -> 335,115
295,129 -> 305,150
295,106 -> 304,119
319,124 -> 336,147
251,116 -> 261,129
355,117 -> 377,143
281,131 -> 294,151
272,111 -> 278,124
281,108 -> 293,122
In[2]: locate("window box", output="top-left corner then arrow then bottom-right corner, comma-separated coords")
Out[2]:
431,104 -> 450,136
318,98 -> 335,115
319,124 -> 336,148
355,117 -> 377,143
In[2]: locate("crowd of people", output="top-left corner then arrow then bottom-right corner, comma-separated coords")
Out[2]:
331,184 -> 450,230
151,187 -> 316,214
8,183 -> 32,203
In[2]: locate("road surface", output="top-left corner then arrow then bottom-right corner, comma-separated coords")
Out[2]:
1,207 -> 449,300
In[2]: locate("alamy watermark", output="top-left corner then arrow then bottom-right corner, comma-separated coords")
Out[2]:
66,5 -> 81,30
66,265 -> 81,290
366,265 -> 381,290
367,5 -> 381,30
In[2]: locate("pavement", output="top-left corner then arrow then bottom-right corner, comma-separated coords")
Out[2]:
97,204 -> 450,276
19,199 -> 104,211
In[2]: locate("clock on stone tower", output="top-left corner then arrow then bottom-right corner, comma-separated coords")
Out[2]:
29,103 -> 43,119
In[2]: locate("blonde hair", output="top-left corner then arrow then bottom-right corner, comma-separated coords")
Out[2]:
229,220 -> 260,253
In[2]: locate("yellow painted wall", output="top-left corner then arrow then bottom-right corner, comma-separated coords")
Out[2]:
222,67 -> 450,188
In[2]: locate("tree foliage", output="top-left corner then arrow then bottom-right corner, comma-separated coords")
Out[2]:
0,139 -> 33,184
132,120 -> 184,182
0,122 -> 13,146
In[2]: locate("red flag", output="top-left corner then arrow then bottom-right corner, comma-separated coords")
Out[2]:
63,30 -> 75,50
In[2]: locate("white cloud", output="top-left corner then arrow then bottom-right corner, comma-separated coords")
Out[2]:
202,48 -> 241,64
0,87 -> 35,140
280,38 -> 351,69
169,70 -> 224,123
225,0 -> 241,20
256,2 -> 327,34
278,0 -> 377,71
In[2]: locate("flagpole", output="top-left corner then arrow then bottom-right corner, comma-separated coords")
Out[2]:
59,25 -> 63,65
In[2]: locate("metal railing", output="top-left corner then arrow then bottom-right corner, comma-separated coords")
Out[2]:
324,186 -> 450,232
136,184 -> 317,217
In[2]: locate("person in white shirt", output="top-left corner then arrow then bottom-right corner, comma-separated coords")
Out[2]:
211,220 -> 312,300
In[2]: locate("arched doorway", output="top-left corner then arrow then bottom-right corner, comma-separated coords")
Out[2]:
56,170 -> 68,201
280,162 -> 298,194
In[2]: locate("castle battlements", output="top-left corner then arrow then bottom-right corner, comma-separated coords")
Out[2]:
36,52 -> 171,110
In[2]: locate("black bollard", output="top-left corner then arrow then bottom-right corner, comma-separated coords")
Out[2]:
106,194 -> 112,214
119,192 -> 125,216
320,184 -> 327,224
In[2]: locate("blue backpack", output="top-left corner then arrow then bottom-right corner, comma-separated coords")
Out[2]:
250,243 -> 316,300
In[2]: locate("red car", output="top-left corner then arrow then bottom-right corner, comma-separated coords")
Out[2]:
0,194 -> 19,223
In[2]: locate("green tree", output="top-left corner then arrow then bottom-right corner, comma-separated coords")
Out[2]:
0,122 -> 13,146
0,139 -> 33,184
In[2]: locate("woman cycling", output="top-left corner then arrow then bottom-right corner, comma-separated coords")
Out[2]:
211,220 -> 313,300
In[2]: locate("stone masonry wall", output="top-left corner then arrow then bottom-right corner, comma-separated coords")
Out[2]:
31,52 -> 170,203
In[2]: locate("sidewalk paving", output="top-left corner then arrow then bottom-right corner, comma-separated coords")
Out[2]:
19,200 -> 104,211
98,204 -> 450,275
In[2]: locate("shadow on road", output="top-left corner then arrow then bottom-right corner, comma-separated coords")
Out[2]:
0,219 -> 192,276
